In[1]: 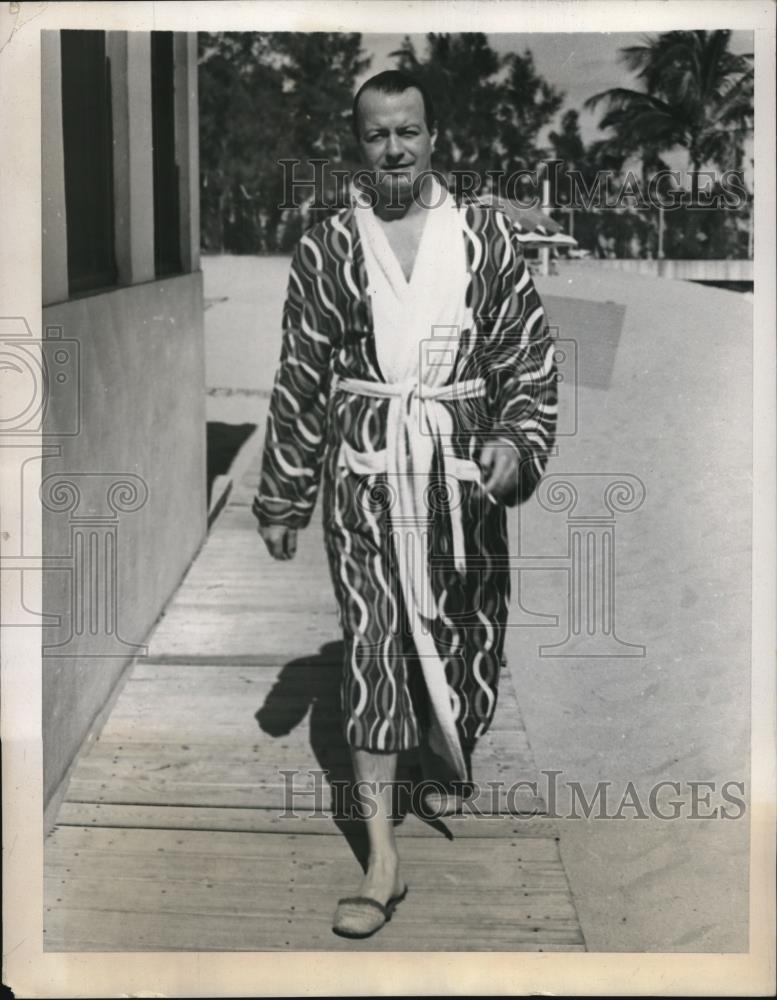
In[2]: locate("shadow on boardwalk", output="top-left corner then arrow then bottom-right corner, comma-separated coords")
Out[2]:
255,639 -> 465,864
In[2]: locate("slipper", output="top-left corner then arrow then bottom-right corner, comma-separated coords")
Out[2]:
331,885 -> 409,939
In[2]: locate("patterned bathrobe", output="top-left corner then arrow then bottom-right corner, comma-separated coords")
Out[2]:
253,194 -> 557,769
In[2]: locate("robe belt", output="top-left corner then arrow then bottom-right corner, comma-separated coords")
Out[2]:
334,376 -> 486,616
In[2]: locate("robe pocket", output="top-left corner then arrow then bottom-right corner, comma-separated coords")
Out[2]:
320,443 -> 383,537
332,442 -> 489,528
330,443 -> 396,533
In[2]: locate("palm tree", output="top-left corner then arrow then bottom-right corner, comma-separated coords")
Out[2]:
585,30 -> 753,173
391,33 -> 564,181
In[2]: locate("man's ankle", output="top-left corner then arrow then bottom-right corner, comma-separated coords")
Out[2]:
367,851 -> 399,871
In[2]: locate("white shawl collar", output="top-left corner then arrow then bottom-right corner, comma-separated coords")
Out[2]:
352,177 -> 468,386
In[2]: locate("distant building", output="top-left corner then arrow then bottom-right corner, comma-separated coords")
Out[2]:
41,30 -> 205,825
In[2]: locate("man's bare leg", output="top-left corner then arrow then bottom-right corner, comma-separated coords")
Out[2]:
332,748 -> 407,936
349,747 -> 405,902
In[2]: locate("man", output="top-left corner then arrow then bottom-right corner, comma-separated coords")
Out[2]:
254,71 -> 557,938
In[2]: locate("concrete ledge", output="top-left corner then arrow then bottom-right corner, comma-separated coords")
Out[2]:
42,271 -> 206,807
581,257 -> 753,281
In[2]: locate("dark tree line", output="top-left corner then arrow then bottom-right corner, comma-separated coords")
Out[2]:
198,31 -> 565,253
390,33 -> 563,182
198,30 -> 753,259
198,32 -> 368,252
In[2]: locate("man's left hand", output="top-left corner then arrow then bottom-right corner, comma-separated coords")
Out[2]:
480,440 -> 521,502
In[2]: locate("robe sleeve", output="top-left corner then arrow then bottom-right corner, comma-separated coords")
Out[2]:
486,224 -> 558,506
252,237 -> 334,529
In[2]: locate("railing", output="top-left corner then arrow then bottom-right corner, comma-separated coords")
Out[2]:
552,204 -> 754,263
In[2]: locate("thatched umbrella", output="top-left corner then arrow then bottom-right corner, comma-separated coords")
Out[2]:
477,193 -> 578,247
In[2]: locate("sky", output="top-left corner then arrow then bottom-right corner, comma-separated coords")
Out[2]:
359,31 -> 754,170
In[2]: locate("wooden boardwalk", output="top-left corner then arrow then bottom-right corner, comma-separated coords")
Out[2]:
45,454 -> 586,952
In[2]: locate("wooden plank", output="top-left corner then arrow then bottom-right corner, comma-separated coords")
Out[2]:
46,855 -> 573,894
89,732 -> 543,794
120,658 -> 526,694
164,556 -> 329,577
53,802 -> 560,839
45,908 -> 585,952
93,660 -> 541,822
45,876 -> 579,921
63,780 -> 546,816
70,756 -> 537,787
95,719 -> 532,748
66,761 -> 545,814
88,739 -> 538,788
95,714 -> 532,751
79,651 -> 546,815
92,714 -> 532,748
135,655 -> 336,667
95,719 -> 535,748
44,825 -> 583,951
146,617 -> 341,660
99,675 -> 531,731
127,661 -> 515,682
100,695 -> 532,730
46,824 -> 562,860
77,730 -> 534,760
66,736 -> 545,811
123,671 -> 340,690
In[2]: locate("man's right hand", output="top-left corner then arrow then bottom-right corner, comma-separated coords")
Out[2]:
258,523 -> 298,561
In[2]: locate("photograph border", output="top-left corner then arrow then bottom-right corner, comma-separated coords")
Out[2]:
1,1 -> 774,996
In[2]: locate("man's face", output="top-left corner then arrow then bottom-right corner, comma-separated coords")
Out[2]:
356,87 -> 436,201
